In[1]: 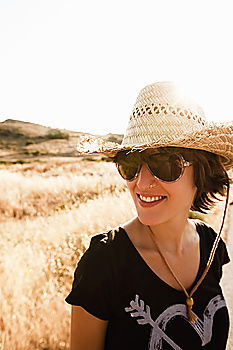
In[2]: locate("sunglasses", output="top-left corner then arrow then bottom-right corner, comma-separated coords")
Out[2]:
115,151 -> 192,182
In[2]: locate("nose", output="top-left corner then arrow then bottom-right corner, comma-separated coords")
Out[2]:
136,164 -> 159,190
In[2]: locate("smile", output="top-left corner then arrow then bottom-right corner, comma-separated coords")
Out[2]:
138,194 -> 166,203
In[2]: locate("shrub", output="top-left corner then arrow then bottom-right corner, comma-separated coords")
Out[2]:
47,132 -> 69,140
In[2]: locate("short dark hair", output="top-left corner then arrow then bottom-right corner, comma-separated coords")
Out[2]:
165,147 -> 229,213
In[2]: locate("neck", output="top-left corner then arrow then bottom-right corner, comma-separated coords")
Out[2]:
138,217 -> 195,255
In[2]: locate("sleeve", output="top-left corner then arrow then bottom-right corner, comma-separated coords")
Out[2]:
65,234 -> 113,320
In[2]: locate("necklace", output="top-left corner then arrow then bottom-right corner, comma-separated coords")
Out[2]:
146,225 -> 198,322
146,193 -> 229,324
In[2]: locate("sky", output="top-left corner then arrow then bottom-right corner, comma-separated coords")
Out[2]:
0,0 -> 233,135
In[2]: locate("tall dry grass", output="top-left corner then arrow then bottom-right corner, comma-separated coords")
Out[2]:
0,158 -> 231,349
0,160 -> 126,219
0,159 -> 136,350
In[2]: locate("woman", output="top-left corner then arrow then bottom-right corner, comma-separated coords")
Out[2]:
66,82 -> 233,349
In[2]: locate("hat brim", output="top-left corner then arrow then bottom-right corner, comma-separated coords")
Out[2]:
77,123 -> 233,170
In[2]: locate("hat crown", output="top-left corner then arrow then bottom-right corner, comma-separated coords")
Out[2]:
123,81 -> 207,147
134,82 -> 205,117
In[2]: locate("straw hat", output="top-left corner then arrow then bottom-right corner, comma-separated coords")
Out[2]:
77,81 -> 233,170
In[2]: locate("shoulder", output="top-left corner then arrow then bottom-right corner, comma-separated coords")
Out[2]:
79,226 -> 126,267
192,219 -> 230,265
70,227 -> 125,290
192,218 -> 214,231
89,226 -> 125,251
193,219 -> 219,240
66,227 -> 126,317
193,218 -> 224,245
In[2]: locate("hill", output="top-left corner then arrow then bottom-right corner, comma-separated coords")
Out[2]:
0,119 -> 123,162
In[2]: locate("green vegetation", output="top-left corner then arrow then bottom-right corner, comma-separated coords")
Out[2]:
0,159 -> 29,165
0,128 -> 24,138
25,140 -> 35,146
46,132 -> 70,140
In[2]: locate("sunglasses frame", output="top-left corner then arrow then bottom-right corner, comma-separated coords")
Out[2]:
115,152 -> 192,183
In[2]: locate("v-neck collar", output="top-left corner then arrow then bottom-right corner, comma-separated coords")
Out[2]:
119,221 -> 205,294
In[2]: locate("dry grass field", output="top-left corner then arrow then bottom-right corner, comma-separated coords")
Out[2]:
0,157 -> 232,349
0,158 -> 136,349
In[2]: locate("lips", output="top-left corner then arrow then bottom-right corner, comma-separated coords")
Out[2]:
136,193 -> 167,206
139,195 -> 165,202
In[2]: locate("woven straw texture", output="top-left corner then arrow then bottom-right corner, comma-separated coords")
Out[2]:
77,82 -> 233,170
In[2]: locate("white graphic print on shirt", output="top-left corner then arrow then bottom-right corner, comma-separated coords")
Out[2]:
125,294 -> 226,350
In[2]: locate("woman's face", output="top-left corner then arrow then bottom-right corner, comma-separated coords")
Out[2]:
126,156 -> 197,227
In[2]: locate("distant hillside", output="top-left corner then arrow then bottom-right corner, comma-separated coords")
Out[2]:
0,119 -> 86,138
0,119 -> 123,162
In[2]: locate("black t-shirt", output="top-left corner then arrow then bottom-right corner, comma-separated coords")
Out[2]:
66,220 -> 230,349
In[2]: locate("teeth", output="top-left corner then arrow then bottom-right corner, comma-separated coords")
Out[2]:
139,195 -> 164,203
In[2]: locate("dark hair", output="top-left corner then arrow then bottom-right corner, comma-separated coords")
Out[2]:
163,147 -> 230,213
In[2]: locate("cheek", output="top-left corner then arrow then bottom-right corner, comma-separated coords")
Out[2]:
178,168 -> 197,202
126,180 -> 135,195
126,180 -> 140,206
178,182 -> 197,201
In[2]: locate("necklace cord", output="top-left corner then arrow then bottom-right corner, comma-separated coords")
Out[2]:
147,226 -> 198,323
147,176 -> 230,323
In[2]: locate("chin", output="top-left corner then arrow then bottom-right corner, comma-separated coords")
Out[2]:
137,213 -> 164,227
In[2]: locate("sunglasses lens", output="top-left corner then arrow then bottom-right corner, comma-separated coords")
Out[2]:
116,152 -> 184,182
116,152 -> 140,180
148,153 -> 183,181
